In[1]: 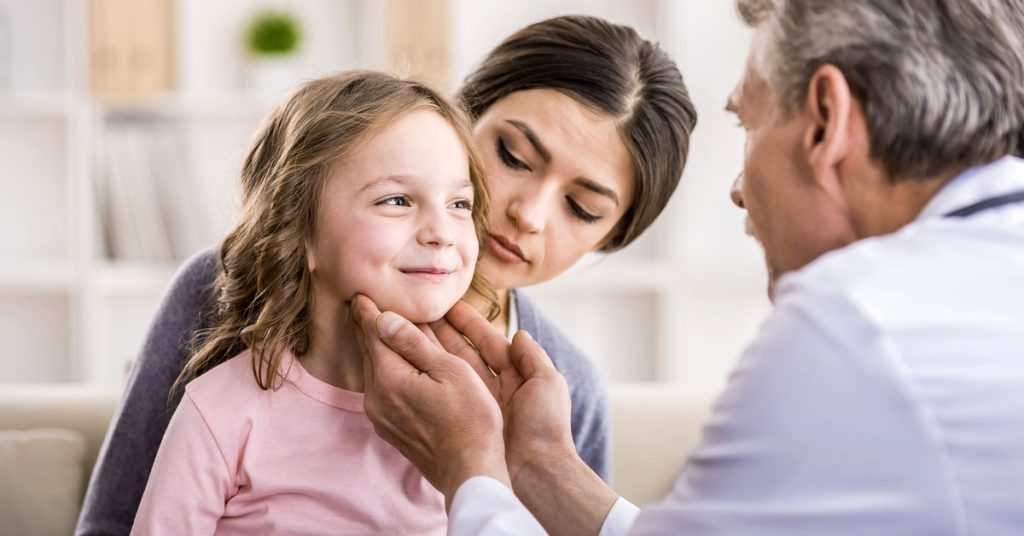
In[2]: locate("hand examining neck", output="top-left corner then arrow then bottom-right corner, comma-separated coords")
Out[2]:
350,294 -> 621,531
434,301 -> 620,534
348,295 -> 511,510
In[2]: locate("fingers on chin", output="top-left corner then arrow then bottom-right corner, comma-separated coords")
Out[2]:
351,294 -> 383,326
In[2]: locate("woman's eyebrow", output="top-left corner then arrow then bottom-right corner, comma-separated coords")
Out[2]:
574,178 -> 619,207
505,119 -> 552,163
504,118 -> 618,206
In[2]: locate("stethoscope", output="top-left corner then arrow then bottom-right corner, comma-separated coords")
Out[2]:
944,190 -> 1024,218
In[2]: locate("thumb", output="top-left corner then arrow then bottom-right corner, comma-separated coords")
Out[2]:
375,311 -> 445,375
509,330 -> 558,380
351,294 -> 440,378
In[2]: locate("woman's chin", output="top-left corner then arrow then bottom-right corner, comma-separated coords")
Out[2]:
480,252 -> 539,289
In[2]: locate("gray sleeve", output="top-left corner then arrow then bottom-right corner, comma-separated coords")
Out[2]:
75,247 -> 219,536
565,356 -> 612,484
514,291 -> 612,483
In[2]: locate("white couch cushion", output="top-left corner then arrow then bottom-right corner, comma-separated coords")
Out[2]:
0,428 -> 87,536
609,384 -> 718,506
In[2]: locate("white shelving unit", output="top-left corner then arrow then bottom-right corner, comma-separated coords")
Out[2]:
0,0 -> 277,384
1,0 -> 771,387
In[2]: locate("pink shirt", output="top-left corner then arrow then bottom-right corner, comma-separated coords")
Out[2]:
131,350 -> 447,535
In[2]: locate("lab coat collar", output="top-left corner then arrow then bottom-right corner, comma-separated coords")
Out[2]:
916,155 -> 1024,222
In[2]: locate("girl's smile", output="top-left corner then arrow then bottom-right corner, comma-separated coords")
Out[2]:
399,266 -> 456,282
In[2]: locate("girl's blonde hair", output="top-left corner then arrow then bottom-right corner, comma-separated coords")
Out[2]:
177,70 -> 496,392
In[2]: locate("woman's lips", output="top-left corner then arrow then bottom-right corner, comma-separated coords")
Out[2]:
486,234 -> 527,264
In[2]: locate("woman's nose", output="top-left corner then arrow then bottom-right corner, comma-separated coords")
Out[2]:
730,172 -> 745,209
506,187 -> 548,234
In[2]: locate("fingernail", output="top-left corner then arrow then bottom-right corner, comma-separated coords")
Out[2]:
519,330 -> 533,341
377,312 -> 403,337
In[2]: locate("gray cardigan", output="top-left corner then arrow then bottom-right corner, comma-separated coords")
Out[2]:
75,247 -> 611,535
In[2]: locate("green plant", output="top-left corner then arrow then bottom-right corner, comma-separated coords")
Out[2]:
245,9 -> 302,57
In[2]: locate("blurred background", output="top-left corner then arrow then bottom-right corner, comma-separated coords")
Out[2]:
0,0 -> 768,388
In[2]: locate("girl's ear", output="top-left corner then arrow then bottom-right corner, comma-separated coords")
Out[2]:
305,240 -> 316,273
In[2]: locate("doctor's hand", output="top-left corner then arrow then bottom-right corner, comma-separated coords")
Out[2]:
349,295 -> 511,509
434,301 -> 619,535
432,301 -> 578,482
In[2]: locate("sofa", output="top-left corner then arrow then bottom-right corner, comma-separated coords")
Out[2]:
0,382 -> 719,535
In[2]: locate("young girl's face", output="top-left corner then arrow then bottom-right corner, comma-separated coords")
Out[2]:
308,108 -> 479,323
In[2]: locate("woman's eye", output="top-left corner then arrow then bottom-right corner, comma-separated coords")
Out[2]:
450,199 -> 473,210
379,196 -> 410,207
566,197 -> 601,224
496,138 -> 531,171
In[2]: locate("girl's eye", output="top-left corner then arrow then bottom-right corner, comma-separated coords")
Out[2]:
496,138 -> 531,171
450,199 -> 473,210
379,196 -> 410,207
566,197 -> 601,224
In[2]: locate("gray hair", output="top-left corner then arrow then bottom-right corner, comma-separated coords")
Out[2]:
737,0 -> 1024,180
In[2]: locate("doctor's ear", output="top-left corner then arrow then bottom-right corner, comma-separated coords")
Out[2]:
803,64 -> 855,173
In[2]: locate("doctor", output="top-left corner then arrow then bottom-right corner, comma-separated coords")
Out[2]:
351,0 -> 1024,534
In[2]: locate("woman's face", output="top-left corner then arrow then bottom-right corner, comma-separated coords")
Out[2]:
472,89 -> 635,291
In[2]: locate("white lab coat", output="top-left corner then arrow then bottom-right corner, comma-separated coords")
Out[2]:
448,156 -> 1024,536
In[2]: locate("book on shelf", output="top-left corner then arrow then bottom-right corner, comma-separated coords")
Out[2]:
90,0 -> 175,100
149,127 -> 206,260
387,0 -> 450,91
96,122 -> 207,263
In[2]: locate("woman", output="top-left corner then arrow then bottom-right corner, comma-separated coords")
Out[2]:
76,15 -> 696,535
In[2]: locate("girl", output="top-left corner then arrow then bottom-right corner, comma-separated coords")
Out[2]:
130,71 -> 494,534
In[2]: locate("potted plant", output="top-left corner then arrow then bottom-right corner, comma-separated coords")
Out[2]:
244,9 -> 303,95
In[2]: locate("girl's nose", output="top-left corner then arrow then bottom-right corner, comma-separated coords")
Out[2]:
417,208 -> 456,248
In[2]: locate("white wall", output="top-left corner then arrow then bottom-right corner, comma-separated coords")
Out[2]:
672,3 -> 771,385
0,0 -> 772,387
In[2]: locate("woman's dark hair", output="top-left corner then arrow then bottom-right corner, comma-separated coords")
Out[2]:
458,15 -> 697,251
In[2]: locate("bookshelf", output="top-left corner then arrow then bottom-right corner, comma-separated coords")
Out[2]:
0,0 -> 771,387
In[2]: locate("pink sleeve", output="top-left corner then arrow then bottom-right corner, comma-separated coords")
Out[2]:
130,393 -> 234,535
